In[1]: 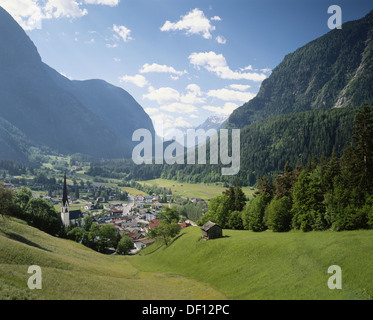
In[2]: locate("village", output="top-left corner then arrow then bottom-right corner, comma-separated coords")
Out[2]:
1,172 -> 213,254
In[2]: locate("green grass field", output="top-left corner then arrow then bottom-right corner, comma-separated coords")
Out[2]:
131,227 -> 373,300
1,218 -> 372,300
0,218 -> 224,300
138,178 -> 256,200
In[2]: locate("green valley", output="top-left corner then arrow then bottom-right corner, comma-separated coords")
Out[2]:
1,218 -> 372,300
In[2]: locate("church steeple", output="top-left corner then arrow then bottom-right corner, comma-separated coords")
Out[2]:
62,170 -> 69,207
61,170 -> 70,227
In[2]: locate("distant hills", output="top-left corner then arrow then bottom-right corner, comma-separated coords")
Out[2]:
226,10 -> 373,129
0,6 -> 155,163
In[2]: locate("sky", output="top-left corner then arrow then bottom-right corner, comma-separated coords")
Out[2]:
1,0 -> 372,137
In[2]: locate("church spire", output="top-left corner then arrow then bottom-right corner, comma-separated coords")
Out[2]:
62,170 -> 69,207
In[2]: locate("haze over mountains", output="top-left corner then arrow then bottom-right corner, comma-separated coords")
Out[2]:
0,6 -> 155,163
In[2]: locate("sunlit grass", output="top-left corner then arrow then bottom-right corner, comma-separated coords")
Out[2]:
131,227 -> 373,300
138,178 -> 256,200
0,218 -> 225,300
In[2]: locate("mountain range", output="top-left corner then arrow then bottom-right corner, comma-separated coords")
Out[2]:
226,10 -> 373,129
1,7 -> 373,185
0,6 -> 155,163
157,10 -> 373,184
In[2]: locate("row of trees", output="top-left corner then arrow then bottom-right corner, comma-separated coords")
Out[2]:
0,186 -> 63,236
197,183 -> 247,229
198,104 -> 373,232
66,217 -> 134,255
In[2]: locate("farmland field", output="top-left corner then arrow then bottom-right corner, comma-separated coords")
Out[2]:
138,178 -> 256,200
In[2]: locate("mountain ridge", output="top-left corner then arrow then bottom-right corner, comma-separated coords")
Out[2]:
0,6 -> 155,163
226,10 -> 373,129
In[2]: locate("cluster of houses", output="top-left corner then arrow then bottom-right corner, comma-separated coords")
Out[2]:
134,194 -> 166,210
3,180 -> 218,253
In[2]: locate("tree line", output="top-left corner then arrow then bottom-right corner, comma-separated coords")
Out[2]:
198,104 -> 373,232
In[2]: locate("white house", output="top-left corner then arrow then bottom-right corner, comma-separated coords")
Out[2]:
144,196 -> 153,203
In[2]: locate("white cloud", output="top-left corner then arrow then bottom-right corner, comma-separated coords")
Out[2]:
84,0 -> 119,6
189,51 -> 267,82
207,88 -> 256,102
2,0 -> 119,30
203,102 -> 239,115
44,0 -> 88,19
216,35 -> 226,44
174,116 -> 193,128
210,16 -> 221,21
186,84 -> 202,96
140,63 -> 186,77
148,112 -> 193,134
228,84 -> 251,91
106,43 -> 118,48
119,74 -> 148,88
160,8 -> 216,40
144,108 -> 159,116
113,57 -> 121,62
240,65 -> 253,71
143,87 -> 180,104
181,84 -> 205,104
261,68 -> 272,73
143,85 -> 205,106
1,0 -> 44,30
160,103 -> 197,114
113,24 -> 133,42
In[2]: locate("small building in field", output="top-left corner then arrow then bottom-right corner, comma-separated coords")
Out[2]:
201,221 -> 222,240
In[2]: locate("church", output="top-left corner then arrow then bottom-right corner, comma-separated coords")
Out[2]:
61,172 -> 83,227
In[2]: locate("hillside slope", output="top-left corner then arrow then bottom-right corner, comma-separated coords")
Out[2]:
0,6 -> 154,162
226,10 -> 373,129
0,218 -> 225,300
132,227 -> 373,300
157,107 -> 360,185
1,218 -> 372,300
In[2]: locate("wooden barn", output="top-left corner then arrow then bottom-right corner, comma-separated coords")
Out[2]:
201,221 -> 222,240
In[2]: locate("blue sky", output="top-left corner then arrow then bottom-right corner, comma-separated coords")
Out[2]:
2,0 -> 372,136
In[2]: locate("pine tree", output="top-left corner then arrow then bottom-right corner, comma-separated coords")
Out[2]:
341,104 -> 373,201
351,104 -> 373,193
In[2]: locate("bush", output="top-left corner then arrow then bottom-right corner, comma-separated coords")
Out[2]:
116,235 -> 134,255
227,210 -> 244,230
242,194 -> 267,232
25,198 -> 62,235
266,196 -> 292,232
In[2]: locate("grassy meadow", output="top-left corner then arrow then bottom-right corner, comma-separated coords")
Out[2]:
1,217 -> 372,300
138,178 -> 256,200
132,227 -> 373,300
0,218 -> 224,300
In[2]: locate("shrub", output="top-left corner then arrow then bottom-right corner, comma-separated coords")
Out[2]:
266,196 -> 292,232
242,193 -> 267,232
116,235 -> 134,255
